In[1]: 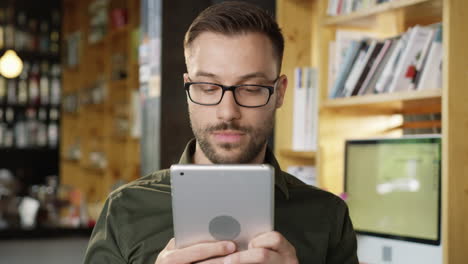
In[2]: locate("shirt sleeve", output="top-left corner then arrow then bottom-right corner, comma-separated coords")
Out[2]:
83,196 -> 127,264
327,197 -> 359,264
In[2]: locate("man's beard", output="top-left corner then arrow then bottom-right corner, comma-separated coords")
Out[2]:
190,111 -> 275,164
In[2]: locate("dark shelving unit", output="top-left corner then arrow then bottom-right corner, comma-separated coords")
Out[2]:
0,0 -> 65,237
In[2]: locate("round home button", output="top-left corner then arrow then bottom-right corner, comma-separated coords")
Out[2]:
209,215 -> 241,241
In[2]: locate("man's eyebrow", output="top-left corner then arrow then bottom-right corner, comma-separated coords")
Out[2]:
194,71 -> 218,78
194,71 -> 270,81
238,72 -> 270,81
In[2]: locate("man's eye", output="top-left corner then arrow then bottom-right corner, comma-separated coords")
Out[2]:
240,86 -> 262,93
201,86 -> 219,93
246,88 -> 261,93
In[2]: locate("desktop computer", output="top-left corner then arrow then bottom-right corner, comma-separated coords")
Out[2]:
344,135 -> 442,264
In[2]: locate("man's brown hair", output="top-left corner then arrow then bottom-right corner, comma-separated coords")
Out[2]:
184,1 -> 284,72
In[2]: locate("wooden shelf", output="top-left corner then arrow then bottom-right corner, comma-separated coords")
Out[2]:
87,37 -> 109,49
81,103 -> 108,112
401,119 -> 441,129
62,158 -> 80,163
63,111 -> 80,118
108,24 -> 131,39
278,0 -> 468,261
61,0 -> 141,203
322,89 -> 442,108
109,79 -> 129,90
83,165 -> 106,175
86,25 -> 130,49
279,149 -> 316,161
324,0 -> 442,26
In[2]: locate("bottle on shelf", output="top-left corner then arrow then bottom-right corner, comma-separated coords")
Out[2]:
37,108 -> 48,147
17,62 -> 29,106
40,61 -> 50,105
50,64 -> 61,106
0,108 -> 5,147
0,76 -> 6,104
28,63 -> 40,106
15,11 -> 28,52
0,8 -> 6,49
4,107 -> 14,148
4,7 -> 15,49
28,19 -> 39,52
50,10 -> 60,55
6,79 -> 16,105
48,108 -> 59,148
25,107 -> 39,147
14,111 -> 27,148
39,21 -> 50,54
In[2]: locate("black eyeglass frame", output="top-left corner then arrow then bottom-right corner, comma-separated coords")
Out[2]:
184,77 -> 280,108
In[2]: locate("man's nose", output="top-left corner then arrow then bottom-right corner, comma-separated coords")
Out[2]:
216,91 -> 241,122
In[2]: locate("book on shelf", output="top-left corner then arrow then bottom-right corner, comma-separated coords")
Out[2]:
417,23 -> 443,90
328,23 -> 443,99
353,40 -> 385,96
334,30 -> 374,77
345,40 -> 385,97
358,38 -> 394,95
342,40 -> 371,97
387,25 -> 435,93
329,30 -> 374,98
305,68 -> 318,151
328,41 -> 336,94
374,33 -> 408,94
327,0 -> 390,16
292,67 -> 305,151
292,67 -> 318,152
329,40 -> 362,98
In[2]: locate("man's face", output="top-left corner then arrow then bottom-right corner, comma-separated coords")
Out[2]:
184,32 -> 287,164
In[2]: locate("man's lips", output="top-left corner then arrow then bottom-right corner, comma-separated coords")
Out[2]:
212,130 -> 245,143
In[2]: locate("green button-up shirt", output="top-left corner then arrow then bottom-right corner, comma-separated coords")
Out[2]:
84,140 -> 358,263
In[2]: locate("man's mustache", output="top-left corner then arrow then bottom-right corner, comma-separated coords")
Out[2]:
205,123 -> 252,133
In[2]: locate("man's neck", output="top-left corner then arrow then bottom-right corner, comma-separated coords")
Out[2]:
193,142 -> 267,164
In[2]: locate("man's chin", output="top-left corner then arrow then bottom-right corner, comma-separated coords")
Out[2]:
210,146 -> 246,164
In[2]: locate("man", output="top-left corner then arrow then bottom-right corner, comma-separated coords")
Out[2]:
84,2 -> 358,263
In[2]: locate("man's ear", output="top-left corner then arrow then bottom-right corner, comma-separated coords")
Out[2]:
275,75 -> 288,108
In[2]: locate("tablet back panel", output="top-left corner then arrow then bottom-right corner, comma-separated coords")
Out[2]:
170,164 -> 274,250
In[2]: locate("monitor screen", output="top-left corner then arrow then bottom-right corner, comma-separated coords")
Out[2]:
345,136 -> 441,245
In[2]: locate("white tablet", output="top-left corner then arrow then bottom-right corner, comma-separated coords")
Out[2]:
170,164 -> 275,251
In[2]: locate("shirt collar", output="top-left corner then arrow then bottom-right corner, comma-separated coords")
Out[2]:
178,138 -> 289,199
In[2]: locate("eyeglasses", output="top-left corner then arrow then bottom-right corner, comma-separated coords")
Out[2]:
184,77 -> 279,108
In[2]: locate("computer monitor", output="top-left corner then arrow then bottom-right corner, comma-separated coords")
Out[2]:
344,135 -> 442,264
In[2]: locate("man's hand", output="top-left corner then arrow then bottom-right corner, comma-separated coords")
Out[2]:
155,238 -> 237,264
200,231 -> 298,264
225,231 -> 298,264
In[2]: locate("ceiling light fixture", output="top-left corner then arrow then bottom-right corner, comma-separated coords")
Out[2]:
0,50 -> 24,79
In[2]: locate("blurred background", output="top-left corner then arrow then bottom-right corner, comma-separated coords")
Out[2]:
0,0 -> 275,263
0,0 -> 467,263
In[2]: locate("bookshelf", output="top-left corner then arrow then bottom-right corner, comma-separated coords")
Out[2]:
60,0 -> 141,203
322,88 -> 442,107
275,0 -> 468,262
324,0 -> 442,26
279,149 -> 316,162
274,0 -> 317,170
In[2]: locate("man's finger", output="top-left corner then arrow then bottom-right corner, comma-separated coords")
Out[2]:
248,231 -> 295,256
196,256 -> 225,264
223,248 -> 279,264
167,241 -> 236,264
164,238 -> 176,251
